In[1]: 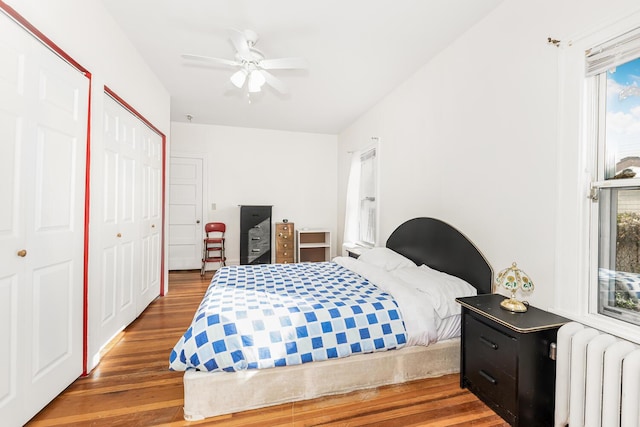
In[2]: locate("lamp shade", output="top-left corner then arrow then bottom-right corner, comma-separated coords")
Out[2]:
230,69 -> 248,88
248,70 -> 266,93
495,262 -> 534,312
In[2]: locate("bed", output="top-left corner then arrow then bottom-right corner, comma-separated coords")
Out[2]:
171,217 -> 492,421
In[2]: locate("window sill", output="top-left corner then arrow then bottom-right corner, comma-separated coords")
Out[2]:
550,309 -> 640,345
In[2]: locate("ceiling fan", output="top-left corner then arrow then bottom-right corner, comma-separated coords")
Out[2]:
181,29 -> 307,94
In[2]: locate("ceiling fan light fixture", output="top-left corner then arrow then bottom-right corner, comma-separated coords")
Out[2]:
248,70 -> 266,93
230,69 -> 248,88
182,29 -> 305,96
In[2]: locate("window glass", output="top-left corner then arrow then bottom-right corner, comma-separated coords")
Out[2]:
598,188 -> 640,325
358,148 -> 377,246
604,57 -> 640,179
596,55 -> 640,325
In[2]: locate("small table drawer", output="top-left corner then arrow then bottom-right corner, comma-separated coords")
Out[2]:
464,314 -> 517,375
275,224 -> 293,234
276,241 -> 293,250
276,233 -> 292,242
465,356 -> 517,417
277,249 -> 294,259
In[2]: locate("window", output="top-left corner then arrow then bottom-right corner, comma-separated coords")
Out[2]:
587,29 -> 640,327
343,142 -> 379,248
358,147 -> 377,246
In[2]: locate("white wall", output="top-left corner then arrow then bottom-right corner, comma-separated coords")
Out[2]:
338,0 -> 640,310
171,122 -> 338,265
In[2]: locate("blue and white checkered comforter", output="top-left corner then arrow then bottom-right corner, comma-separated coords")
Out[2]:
169,262 -> 407,372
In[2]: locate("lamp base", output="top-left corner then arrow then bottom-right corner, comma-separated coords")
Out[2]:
500,297 -> 528,313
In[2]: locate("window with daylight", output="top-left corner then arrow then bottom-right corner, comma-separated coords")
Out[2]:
343,143 -> 379,248
587,27 -> 640,327
358,147 -> 377,246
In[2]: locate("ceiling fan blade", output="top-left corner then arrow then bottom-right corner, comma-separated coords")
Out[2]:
261,70 -> 289,94
181,53 -> 238,67
227,29 -> 253,59
259,57 -> 308,70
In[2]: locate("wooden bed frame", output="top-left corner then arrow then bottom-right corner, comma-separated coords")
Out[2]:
181,217 -> 492,421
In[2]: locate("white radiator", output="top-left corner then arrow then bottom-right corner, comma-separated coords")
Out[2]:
554,322 -> 640,427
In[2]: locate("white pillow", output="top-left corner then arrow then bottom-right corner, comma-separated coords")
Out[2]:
357,247 -> 417,271
390,264 -> 476,318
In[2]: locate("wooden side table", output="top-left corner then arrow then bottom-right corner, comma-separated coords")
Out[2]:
456,294 -> 569,426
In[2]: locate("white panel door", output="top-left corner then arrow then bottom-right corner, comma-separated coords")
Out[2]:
168,157 -> 203,270
92,94 -> 162,362
0,11 -> 88,426
99,96 -> 141,344
139,125 -> 162,314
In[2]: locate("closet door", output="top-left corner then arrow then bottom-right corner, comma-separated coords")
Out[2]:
139,125 -> 162,314
100,96 -> 140,339
0,11 -> 89,426
93,94 -> 162,360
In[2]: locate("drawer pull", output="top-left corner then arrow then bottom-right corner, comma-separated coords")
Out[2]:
479,336 -> 498,350
251,237 -> 261,240
478,369 -> 497,385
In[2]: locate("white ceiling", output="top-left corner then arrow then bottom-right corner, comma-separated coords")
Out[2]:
101,0 -> 502,134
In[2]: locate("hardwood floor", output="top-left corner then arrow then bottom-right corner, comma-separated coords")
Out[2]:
27,271 -> 508,427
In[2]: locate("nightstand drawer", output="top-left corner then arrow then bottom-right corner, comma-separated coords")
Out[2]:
464,314 -> 517,375
465,362 -> 517,418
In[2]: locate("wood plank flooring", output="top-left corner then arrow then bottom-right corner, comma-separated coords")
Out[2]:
27,270 -> 508,427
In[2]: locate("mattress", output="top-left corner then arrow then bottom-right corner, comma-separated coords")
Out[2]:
182,338 -> 460,421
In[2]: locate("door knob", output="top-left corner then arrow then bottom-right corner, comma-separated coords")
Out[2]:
197,220 -> 201,224
117,233 -> 122,238
17,249 -> 27,257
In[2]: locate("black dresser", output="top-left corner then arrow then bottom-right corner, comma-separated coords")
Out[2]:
239,205 -> 272,265
456,294 -> 569,426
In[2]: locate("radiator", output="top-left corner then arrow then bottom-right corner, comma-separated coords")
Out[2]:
554,322 -> 640,427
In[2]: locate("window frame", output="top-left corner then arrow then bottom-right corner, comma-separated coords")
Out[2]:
586,38 -> 640,328
554,10 -> 640,344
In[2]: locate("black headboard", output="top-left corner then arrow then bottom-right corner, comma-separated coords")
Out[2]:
386,217 -> 493,295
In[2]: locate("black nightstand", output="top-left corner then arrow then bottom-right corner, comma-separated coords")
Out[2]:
456,294 -> 569,426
